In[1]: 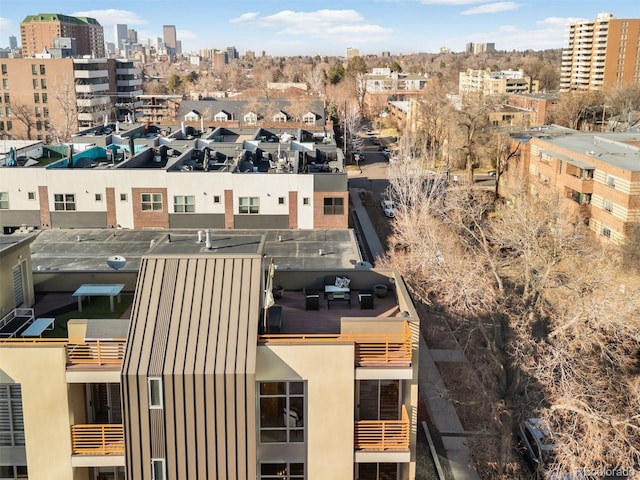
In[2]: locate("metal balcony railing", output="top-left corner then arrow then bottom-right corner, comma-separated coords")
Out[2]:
354,405 -> 410,451
71,424 -> 124,455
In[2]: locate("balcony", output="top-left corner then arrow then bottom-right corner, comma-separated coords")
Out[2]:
354,405 -> 409,452
76,96 -> 111,108
116,78 -> 142,87
74,70 -> 108,79
66,339 -> 126,367
116,67 -> 140,75
75,84 -> 109,94
260,321 -> 412,367
71,424 -> 124,455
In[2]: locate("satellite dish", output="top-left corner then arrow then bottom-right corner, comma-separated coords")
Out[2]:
107,255 -> 127,270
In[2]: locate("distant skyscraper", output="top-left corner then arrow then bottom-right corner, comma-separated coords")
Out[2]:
346,47 -> 360,61
560,12 -> 640,91
9,36 -> 17,50
163,25 -> 177,49
127,28 -> 138,45
20,13 -> 105,57
114,24 -> 128,53
226,46 -> 238,61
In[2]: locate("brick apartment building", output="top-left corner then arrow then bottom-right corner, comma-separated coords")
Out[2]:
20,13 -> 105,58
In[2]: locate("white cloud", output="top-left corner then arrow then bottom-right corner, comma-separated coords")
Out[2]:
228,9 -> 392,42
71,9 -> 148,27
0,17 -> 11,30
176,29 -> 197,41
230,12 -> 259,24
420,0 -> 486,4
536,16 -> 587,28
469,17 -> 573,50
461,2 -> 521,15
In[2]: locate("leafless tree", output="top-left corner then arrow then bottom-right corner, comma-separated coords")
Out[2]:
49,79 -> 79,143
9,100 -> 36,140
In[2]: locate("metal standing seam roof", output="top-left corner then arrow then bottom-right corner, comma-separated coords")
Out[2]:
123,254 -> 262,378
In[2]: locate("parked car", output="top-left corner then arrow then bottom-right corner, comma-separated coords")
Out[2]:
488,169 -> 497,176
372,138 -> 380,145
517,418 -> 583,479
380,199 -> 396,218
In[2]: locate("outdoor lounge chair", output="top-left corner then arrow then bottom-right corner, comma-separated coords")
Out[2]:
304,289 -> 320,310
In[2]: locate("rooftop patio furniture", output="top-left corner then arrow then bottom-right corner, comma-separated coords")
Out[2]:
373,284 -> 389,298
324,275 -> 351,297
327,292 -> 351,309
304,289 -> 320,311
358,290 -> 374,310
267,306 -> 283,334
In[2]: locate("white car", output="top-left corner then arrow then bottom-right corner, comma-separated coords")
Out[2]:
381,199 -> 396,218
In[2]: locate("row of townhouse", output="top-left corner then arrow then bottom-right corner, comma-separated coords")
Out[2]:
0,233 -> 420,480
0,123 -> 348,233
502,129 -> 640,245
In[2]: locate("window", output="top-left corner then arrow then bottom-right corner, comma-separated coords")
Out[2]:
32,79 -> 38,89
141,193 -> 162,211
34,93 -> 39,103
39,64 -> 45,75
603,199 -> 613,213
5,120 -> 11,130
239,197 -> 259,214
120,193 -> 128,202
40,79 -> 46,89
0,384 -> 25,446
323,197 -> 344,215
303,197 -> 310,206
53,193 -> 76,211
148,378 -> 163,409
151,458 -> 165,480
3,93 -> 9,104
43,107 -> 49,117
28,192 -> 36,200
2,79 -> 7,89
213,195 -> 221,204
260,463 -> 305,479
606,175 -> 616,188
173,195 -> 195,213
35,107 -> 41,117
259,381 -> 305,443
36,121 -> 42,131
42,93 -> 47,103
0,192 -> 8,209
1,64 -> 6,75
0,465 -> 28,479
278,196 -> 286,205
31,64 -> 37,75
95,193 -> 103,202
602,226 -> 611,238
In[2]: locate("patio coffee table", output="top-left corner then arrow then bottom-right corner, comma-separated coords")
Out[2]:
73,284 -> 125,312
327,292 -> 351,309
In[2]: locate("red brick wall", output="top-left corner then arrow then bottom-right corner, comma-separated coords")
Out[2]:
38,185 -> 50,229
288,191 -> 298,229
224,189 -> 234,228
132,188 -> 169,229
105,187 -> 117,228
313,192 -> 349,229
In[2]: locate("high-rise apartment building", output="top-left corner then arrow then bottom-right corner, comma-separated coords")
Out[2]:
9,36 -> 17,50
560,12 -> 640,91
20,13 -> 105,58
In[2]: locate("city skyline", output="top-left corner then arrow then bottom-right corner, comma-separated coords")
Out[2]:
0,0 -> 639,56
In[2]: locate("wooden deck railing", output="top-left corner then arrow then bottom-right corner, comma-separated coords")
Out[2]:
66,339 -> 126,366
259,321 -> 412,366
70,424 -> 124,455
354,405 -> 410,451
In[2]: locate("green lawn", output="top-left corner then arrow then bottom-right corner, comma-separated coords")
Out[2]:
44,294 -> 133,338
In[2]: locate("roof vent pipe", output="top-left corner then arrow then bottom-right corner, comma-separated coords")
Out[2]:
197,230 -> 204,243
205,230 -> 212,249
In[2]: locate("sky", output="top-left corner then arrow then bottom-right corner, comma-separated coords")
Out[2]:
0,0 -> 638,56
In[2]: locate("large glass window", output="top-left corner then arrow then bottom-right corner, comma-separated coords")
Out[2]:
323,197 -> 344,215
151,458 -> 165,480
141,193 -> 162,211
357,463 -> 399,480
173,195 -> 195,213
54,193 -> 76,211
0,192 -> 8,209
260,463 -> 304,479
148,378 -> 163,409
0,384 -> 25,446
259,381 -> 305,443
239,197 -> 259,214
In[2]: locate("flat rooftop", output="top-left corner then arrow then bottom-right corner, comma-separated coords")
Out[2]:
29,228 -> 362,272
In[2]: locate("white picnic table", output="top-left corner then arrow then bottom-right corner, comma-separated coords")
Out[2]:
73,284 -> 125,312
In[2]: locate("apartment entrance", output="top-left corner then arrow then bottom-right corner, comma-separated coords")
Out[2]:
356,380 -> 400,420
90,467 -> 125,480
